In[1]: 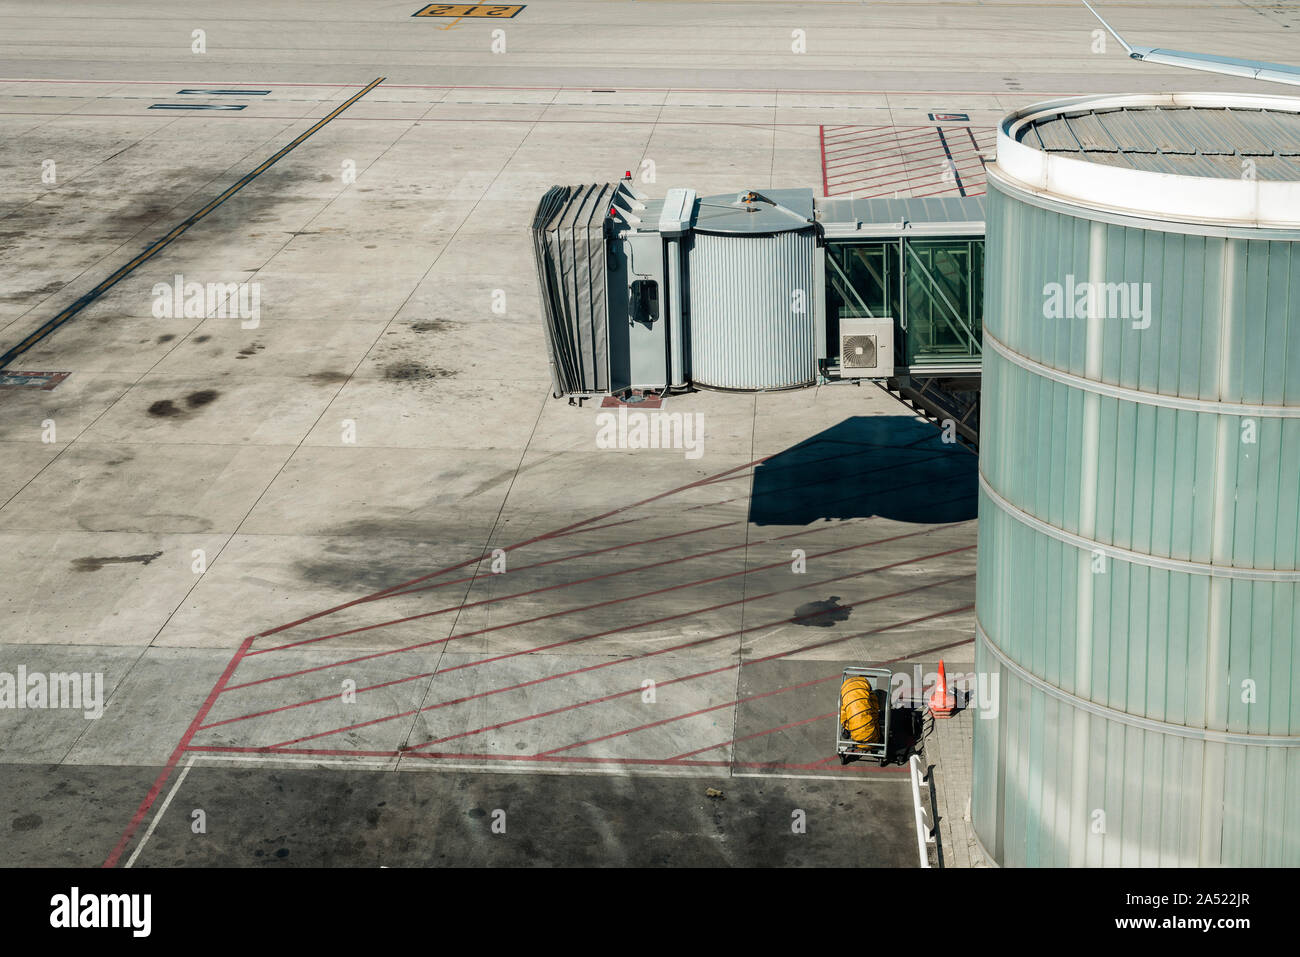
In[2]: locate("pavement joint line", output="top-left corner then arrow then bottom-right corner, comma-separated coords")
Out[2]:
0,95 -> 339,768
0,111 -> 187,228
124,754 -> 195,869
729,392 -> 761,780
0,109 -> 310,355
0,75 -> 386,369
0,108 -> 327,733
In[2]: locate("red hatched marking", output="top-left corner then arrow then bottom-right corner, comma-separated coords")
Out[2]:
103,636 -> 254,868
202,561 -> 970,736
217,529 -> 968,694
111,420 -> 979,864
531,605 -> 973,757
819,123 -> 995,198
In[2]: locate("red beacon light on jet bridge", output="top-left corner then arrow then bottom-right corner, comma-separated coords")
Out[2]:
623,170 -> 632,180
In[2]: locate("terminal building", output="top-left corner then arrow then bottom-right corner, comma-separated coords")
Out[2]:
530,91 -> 1300,867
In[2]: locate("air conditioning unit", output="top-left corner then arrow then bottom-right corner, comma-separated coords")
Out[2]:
837,316 -> 894,378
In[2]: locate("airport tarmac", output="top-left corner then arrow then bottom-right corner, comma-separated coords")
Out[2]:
0,0 -> 1288,867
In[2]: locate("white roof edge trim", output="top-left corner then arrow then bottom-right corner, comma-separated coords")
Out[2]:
994,92 -> 1300,227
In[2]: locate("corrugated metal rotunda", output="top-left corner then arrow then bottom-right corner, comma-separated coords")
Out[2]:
975,92 -> 1300,867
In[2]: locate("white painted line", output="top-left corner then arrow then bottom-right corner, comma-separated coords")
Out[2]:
191,753 -> 399,772
731,771 -> 908,783
184,753 -> 910,784
186,752 -> 900,782
125,754 -> 195,869
189,752 -> 713,779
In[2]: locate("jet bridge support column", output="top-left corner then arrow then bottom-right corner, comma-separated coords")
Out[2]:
658,188 -> 696,390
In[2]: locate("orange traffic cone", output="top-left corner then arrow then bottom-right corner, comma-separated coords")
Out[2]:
929,659 -> 956,718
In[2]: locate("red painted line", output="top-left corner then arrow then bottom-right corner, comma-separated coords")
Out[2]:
832,164 -> 952,195
666,711 -> 837,761
821,131 -> 917,154
229,550 -> 972,752
207,527 -> 918,732
897,167 -> 987,192
198,671 -> 436,731
832,157 -> 985,190
102,636 -> 254,868
246,562 -> 971,752
207,511 -> 947,729
222,528 -> 968,693
827,145 -> 953,178
246,454 -> 770,643
249,520 -> 761,655
827,143 -> 963,175
1,78 -> 1082,96
375,576 -> 972,755
453,572 -> 975,707
819,125 -> 829,196
534,605 -> 973,756
822,125 -> 891,133
825,123 -> 935,134
907,184 -> 982,200
823,141 -> 937,167
343,520 -> 741,608
824,129 -> 938,157
352,522 -> 828,620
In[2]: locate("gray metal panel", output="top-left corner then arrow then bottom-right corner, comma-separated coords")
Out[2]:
531,183 -> 615,394
816,196 -> 986,239
692,188 -> 815,234
974,176 -> 1300,867
685,229 -> 816,390
1015,104 -> 1300,178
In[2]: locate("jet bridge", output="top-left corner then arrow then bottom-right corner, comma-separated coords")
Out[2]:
531,182 -> 984,447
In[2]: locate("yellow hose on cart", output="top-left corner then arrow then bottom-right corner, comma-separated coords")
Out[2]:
840,676 -> 881,744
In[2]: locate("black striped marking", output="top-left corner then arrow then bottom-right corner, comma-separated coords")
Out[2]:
149,103 -> 246,110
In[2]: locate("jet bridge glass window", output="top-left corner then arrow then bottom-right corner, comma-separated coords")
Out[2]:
825,242 -> 901,342
902,239 -> 983,367
824,238 -> 983,370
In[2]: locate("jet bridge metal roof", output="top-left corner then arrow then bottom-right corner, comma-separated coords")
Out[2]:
995,92 -> 1300,229
1017,103 -> 1300,180
815,196 -> 986,239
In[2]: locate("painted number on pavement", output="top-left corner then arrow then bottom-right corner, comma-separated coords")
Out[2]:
414,4 -> 525,16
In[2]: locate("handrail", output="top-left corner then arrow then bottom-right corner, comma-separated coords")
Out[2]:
909,754 -> 935,868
